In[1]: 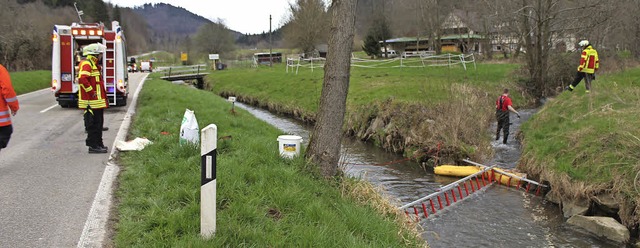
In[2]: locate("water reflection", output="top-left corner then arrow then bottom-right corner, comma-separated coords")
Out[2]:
233,102 -> 613,247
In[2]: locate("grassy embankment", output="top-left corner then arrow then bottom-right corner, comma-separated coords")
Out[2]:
114,77 -> 425,247
208,61 -> 524,163
134,51 -> 177,68
519,67 -> 640,227
9,70 -> 50,95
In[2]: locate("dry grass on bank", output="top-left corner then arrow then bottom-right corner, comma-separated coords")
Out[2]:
345,83 -> 499,165
519,67 -> 640,228
339,177 -> 428,248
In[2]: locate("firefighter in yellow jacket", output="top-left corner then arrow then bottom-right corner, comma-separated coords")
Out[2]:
566,40 -> 599,93
78,43 -> 109,153
0,63 -> 19,152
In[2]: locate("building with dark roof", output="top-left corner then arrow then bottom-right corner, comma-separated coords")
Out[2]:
382,9 -> 487,55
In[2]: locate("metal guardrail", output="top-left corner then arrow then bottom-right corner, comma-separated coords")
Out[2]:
161,64 -> 207,78
157,64 -> 210,89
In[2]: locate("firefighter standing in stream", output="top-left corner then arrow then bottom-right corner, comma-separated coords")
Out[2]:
78,43 -> 108,153
496,88 -> 520,145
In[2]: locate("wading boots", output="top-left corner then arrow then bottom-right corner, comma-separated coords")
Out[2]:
88,146 -> 108,154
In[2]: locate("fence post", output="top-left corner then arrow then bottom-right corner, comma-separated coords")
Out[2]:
200,124 -> 217,238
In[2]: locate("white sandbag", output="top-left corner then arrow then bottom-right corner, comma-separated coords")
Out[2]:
116,137 -> 153,151
180,109 -> 200,145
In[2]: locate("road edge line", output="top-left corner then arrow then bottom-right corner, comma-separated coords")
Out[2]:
17,88 -> 50,99
77,74 -> 149,248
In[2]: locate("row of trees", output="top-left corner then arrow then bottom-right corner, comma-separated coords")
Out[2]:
0,0 -> 151,71
0,0 -> 236,70
0,0 -> 75,71
282,0 -> 640,99
3,0 -> 640,99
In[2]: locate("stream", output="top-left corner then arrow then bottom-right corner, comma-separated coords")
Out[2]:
234,102 -> 616,247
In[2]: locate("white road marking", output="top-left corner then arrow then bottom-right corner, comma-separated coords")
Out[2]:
77,74 -> 149,248
40,104 -> 59,113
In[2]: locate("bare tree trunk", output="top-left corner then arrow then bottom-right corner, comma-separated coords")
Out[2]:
521,0 -> 534,78
533,0 -> 544,97
306,0 -> 358,178
635,27 -> 640,59
434,0 -> 442,54
540,0 -> 552,97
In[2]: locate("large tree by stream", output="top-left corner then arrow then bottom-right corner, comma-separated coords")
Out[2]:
306,0 -> 358,178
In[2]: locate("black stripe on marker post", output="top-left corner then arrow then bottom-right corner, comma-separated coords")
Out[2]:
201,149 -> 217,185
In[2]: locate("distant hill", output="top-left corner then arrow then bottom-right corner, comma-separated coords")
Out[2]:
132,3 -> 211,36
130,3 -> 282,50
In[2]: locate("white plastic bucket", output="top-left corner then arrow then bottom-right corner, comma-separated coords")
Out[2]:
277,135 -> 303,159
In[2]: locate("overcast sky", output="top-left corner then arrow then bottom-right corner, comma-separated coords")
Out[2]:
105,0 -> 293,34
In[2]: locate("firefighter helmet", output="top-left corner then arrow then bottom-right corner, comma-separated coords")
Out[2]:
82,43 -> 106,56
578,40 -> 590,47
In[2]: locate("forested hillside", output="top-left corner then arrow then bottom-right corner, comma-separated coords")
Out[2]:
133,3 -> 209,36
0,0 -> 151,70
0,0 -> 280,71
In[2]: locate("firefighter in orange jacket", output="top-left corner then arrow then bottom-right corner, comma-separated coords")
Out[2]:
566,40 -> 599,93
78,43 -> 109,154
0,63 -> 19,152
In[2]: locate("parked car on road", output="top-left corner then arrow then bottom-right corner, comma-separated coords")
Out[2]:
140,61 -> 153,72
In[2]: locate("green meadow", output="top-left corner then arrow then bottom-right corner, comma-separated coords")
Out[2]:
114,78 -> 424,247
209,61 -> 523,121
8,70 -> 50,95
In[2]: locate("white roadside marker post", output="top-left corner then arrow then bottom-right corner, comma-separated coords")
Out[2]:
200,124 -> 217,238
228,96 -> 236,113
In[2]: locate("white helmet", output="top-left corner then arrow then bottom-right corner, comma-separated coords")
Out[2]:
82,43 -> 106,56
578,40 -> 590,47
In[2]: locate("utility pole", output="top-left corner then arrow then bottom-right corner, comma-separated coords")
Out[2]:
269,15 -> 273,67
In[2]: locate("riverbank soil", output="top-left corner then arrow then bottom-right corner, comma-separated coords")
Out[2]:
210,62 -> 640,244
519,67 -> 640,242
343,84 -> 495,164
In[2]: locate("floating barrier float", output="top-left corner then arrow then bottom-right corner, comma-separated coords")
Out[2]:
400,159 -> 549,222
434,164 -> 525,187
434,165 -> 480,177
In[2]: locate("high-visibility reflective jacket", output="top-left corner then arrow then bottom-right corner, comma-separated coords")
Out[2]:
577,45 -> 599,74
77,55 -> 108,109
0,64 -> 19,127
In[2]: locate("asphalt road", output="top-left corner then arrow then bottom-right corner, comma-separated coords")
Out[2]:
0,73 -> 146,247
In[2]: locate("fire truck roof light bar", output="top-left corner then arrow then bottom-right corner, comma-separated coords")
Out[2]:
72,29 -> 103,36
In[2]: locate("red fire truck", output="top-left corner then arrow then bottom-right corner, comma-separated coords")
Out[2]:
51,21 -> 129,107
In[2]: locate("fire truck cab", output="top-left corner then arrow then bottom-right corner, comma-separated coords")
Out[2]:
51,21 -> 128,107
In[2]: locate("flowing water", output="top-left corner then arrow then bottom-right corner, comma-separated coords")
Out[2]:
234,103 -> 617,247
